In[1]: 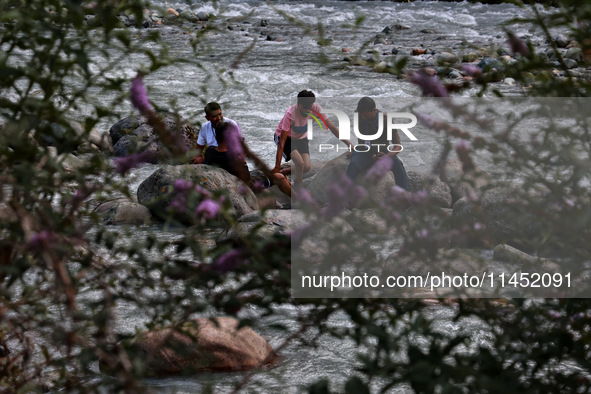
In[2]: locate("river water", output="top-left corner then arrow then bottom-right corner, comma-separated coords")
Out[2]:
103,1 -> 571,392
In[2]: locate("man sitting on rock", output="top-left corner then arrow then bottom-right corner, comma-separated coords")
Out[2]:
191,102 -> 243,164
204,121 -> 294,198
346,97 -> 409,190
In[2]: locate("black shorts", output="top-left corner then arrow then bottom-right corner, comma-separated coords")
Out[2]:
274,134 -> 310,162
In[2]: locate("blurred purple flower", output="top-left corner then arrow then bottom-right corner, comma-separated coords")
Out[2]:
195,198 -> 220,219
170,194 -> 188,212
174,179 -> 194,192
461,64 -> 483,77
130,74 -> 153,115
224,122 -> 244,158
294,188 -> 318,206
364,155 -> 393,181
214,248 -> 247,273
28,231 -> 56,252
194,185 -> 213,198
416,113 -> 442,129
455,139 -> 470,152
113,151 -> 158,175
506,31 -> 530,57
409,70 -> 449,97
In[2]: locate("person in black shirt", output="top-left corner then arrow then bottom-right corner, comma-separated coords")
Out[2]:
345,97 -> 409,190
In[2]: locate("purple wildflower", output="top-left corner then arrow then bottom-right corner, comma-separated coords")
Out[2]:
294,188 -> 317,206
409,70 -> 449,97
455,139 -> 470,152
28,231 -> 56,252
113,151 -> 158,175
364,155 -> 393,181
416,113 -> 443,129
174,179 -> 194,192
461,64 -> 482,77
224,122 -> 244,158
506,31 -> 530,57
169,194 -> 188,212
130,74 -> 153,115
194,185 -> 213,198
195,198 -> 220,219
213,248 -> 247,273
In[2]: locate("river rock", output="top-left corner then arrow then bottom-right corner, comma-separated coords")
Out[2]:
439,159 -> 491,204
306,153 -> 397,208
553,34 -> 570,48
451,183 -> 540,249
565,47 -> 582,61
94,198 -> 152,225
407,171 -> 452,209
109,114 -> 198,161
218,209 -> 308,242
127,317 -> 276,376
137,164 -> 258,225
437,51 -> 458,65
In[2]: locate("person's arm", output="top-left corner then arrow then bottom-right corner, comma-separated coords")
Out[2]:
191,143 -> 206,164
385,129 -> 402,157
326,118 -> 352,149
273,130 -> 288,174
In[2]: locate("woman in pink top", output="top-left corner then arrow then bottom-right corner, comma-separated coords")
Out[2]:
273,90 -> 351,190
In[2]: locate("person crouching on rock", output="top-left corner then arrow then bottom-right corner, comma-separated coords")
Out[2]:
204,121 -> 294,198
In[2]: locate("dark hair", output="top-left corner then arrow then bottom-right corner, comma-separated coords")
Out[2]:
356,97 -> 376,113
297,90 -> 315,109
204,102 -> 221,115
214,121 -> 229,145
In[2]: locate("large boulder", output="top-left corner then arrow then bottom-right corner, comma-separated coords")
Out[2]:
439,159 -> 491,205
407,171 -> 452,208
127,317 -> 276,376
217,209 -> 308,243
94,198 -> 152,225
137,164 -> 258,224
451,183 -> 540,249
109,114 -> 198,161
306,153 -> 397,208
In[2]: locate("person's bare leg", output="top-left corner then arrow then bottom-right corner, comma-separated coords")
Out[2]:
270,173 -> 293,198
290,150 -> 305,190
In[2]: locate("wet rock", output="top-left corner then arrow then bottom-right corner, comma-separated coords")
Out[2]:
553,34 -> 570,48
306,153 -> 396,208
94,198 -> 152,225
563,58 -> 578,69
197,11 -> 209,21
412,48 -> 427,56
565,47 -> 582,61
218,209 -> 308,242
407,171 -> 452,209
137,164 -> 258,225
462,52 -> 479,62
477,57 -> 504,72
448,69 -> 463,79
439,159 -> 491,204
126,317 -> 276,376
451,183 -> 541,249
391,48 -> 399,55
260,19 -> 268,27
437,51 -> 458,65
109,114 -> 197,161
166,8 -> 179,18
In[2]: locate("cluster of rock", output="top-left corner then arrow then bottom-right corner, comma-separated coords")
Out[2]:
343,23 -> 589,89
